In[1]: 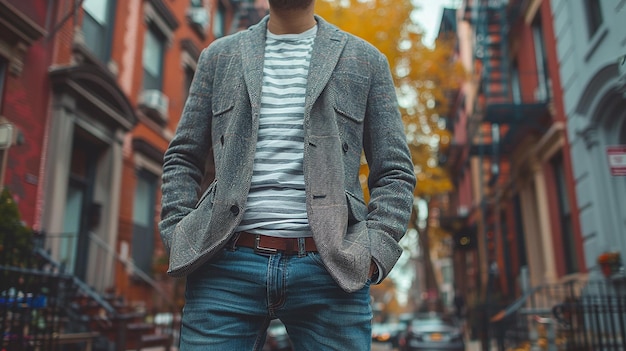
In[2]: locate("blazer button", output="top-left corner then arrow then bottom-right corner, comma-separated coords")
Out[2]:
342,142 -> 349,152
230,205 -> 240,215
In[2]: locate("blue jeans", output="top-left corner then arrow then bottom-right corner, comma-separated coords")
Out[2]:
179,247 -> 372,350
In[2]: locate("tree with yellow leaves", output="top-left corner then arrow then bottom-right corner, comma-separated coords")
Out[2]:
316,0 -> 465,303
316,0 -> 463,200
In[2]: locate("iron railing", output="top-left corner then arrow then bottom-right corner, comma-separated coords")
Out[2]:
0,265 -> 74,351
488,278 -> 626,351
1,229 -> 179,350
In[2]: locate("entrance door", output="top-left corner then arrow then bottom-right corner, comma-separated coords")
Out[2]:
131,170 -> 157,276
61,135 -> 101,280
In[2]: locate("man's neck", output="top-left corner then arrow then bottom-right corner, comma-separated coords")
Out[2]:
267,7 -> 316,34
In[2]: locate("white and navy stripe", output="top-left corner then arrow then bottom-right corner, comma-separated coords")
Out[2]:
236,26 -> 317,238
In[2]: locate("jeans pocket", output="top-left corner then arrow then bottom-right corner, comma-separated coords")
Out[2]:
307,252 -> 327,271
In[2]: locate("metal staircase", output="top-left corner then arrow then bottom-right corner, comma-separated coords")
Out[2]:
1,232 -> 176,351
474,0 -> 510,104
228,0 -> 266,34
466,0 -> 511,188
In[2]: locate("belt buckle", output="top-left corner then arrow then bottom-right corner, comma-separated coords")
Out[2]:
254,235 -> 278,255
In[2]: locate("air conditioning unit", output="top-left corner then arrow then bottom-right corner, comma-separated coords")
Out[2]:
139,89 -> 169,124
0,123 -> 14,150
186,7 -> 209,30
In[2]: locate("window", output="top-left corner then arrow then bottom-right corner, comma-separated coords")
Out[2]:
188,0 -> 209,35
180,39 -> 200,101
82,0 -> 115,61
583,0 -> 603,37
552,155 -> 578,274
213,1 -> 225,38
0,58 -> 6,113
184,65 -> 195,100
513,194 -> 527,269
500,211 -> 515,294
510,61 -> 521,104
132,170 -> 158,275
532,16 -> 550,102
142,27 -> 166,91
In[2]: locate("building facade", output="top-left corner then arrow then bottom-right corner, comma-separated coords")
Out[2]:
1,0 -> 268,312
447,0 -> 584,307
0,0 -> 50,229
551,0 -> 626,275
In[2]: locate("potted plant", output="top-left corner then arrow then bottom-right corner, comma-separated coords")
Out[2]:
597,251 -> 622,278
0,188 -> 34,268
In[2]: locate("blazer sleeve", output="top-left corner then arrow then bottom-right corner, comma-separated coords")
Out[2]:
363,52 -> 417,280
159,47 -> 215,253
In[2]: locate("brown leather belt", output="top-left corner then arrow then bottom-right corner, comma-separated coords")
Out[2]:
233,231 -> 318,255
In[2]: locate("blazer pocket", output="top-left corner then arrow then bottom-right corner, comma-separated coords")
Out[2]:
211,103 -> 234,149
212,102 -> 234,118
345,190 -> 367,225
196,180 -> 217,208
332,73 -> 369,123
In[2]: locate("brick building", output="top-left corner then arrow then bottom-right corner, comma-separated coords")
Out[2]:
0,0 -> 49,228
445,0 -> 583,304
2,0 -> 268,312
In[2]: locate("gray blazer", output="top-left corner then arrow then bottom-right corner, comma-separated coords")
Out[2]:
159,15 -> 416,293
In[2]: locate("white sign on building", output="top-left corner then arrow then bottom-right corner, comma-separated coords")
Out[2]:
607,145 -> 626,176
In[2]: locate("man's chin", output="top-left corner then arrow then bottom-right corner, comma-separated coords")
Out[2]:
269,0 -> 314,11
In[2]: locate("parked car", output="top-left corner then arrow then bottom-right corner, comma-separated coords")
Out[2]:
263,319 -> 293,351
398,312 -> 465,351
372,322 -> 403,348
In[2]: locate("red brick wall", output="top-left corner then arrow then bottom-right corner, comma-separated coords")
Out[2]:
2,0 -> 54,228
540,0 -> 585,271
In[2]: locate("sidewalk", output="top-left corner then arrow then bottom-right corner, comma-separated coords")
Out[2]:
467,340 -> 481,351
466,339 -> 500,351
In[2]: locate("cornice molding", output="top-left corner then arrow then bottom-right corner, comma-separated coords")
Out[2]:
0,1 -> 46,44
0,0 -> 46,75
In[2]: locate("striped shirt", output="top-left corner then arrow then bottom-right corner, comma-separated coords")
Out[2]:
235,26 -> 317,238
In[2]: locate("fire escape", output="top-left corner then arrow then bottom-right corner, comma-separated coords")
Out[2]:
468,0 -> 550,188
468,0 -> 510,190
227,0 -> 267,34
464,0 -> 551,294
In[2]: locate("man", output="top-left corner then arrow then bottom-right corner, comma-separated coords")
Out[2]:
159,0 -> 416,349
453,289 -> 465,319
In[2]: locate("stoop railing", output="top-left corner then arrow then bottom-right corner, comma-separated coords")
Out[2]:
0,265 -> 75,351
1,229 -> 179,351
488,277 -> 626,351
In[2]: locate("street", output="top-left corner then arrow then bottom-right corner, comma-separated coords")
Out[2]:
372,340 -> 482,351
371,342 -> 394,351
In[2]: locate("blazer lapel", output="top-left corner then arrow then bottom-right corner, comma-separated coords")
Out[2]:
240,16 -> 347,116
240,17 -> 268,117
305,16 -> 347,112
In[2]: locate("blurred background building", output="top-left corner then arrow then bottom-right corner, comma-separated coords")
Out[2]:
439,0 -> 626,348
0,0 -> 268,349
1,0 -> 625,349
